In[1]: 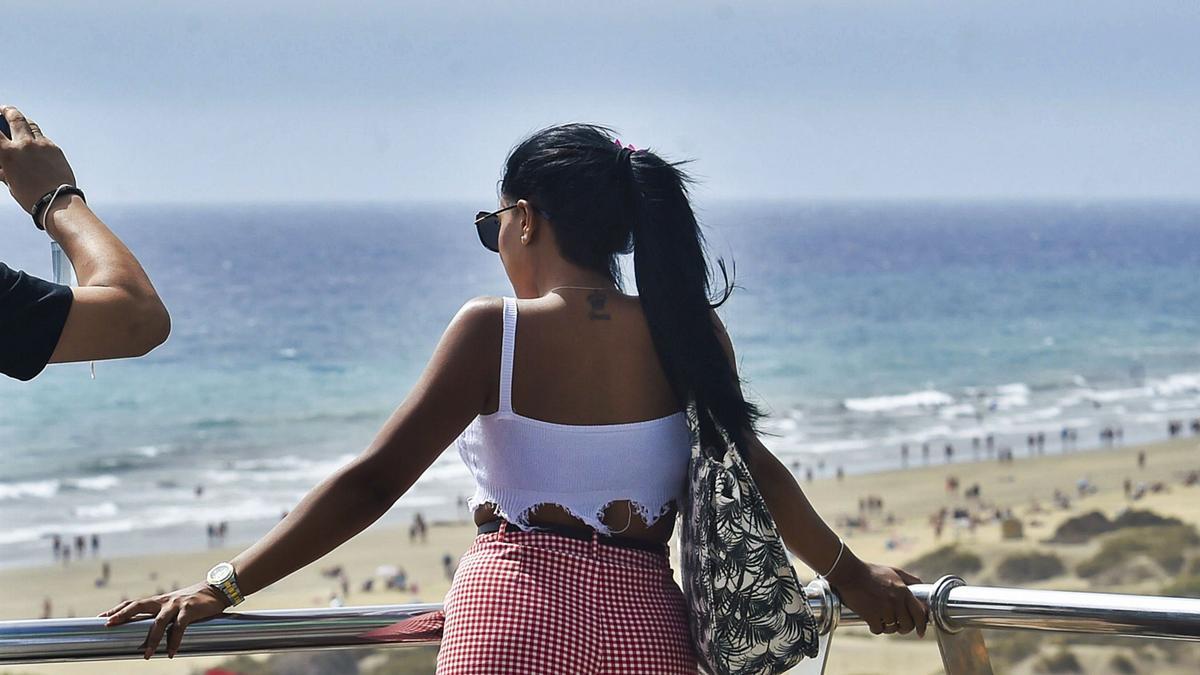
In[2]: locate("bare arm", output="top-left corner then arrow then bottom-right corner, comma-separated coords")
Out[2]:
711,311 -> 929,637
0,106 -> 170,363
230,297 -> 499,596
102,297 -> 502,659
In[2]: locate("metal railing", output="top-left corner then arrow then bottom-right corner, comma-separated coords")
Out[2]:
2,577 -> 1199,674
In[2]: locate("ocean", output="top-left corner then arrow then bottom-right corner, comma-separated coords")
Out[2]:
2,200 -> 1198,568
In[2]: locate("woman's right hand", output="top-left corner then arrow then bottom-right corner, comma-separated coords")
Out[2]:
100,583 -> 229,659
0,105 -> 77,214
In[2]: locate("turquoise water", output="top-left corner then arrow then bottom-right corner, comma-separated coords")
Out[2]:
1,200 -> 1198,567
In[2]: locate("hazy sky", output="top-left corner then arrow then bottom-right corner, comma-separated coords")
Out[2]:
6,1 -> 1199,203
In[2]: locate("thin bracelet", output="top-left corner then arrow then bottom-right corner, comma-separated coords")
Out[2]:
32,184 -> 86,230
817,537 -> 846,578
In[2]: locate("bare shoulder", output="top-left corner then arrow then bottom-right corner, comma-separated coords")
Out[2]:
447,295 -> 504,343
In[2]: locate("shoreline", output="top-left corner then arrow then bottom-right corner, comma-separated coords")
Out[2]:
2,435 -> 1198,673
4,420 -> 1194,573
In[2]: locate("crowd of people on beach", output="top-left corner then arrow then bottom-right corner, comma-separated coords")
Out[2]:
48,533 -> 100,565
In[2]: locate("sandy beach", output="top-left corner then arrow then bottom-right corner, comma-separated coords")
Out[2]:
3,435 -> 1199,674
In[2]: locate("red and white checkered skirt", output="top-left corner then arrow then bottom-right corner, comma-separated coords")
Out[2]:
436,522 -> 699,674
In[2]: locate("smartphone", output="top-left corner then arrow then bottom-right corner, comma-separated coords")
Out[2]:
0,115 -> 9,139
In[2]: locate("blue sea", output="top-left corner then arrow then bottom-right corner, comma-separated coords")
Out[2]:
2,200 -> 1199,568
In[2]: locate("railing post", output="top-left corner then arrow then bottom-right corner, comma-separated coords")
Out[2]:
931,575 -> 994,675
793,578 -> 840,674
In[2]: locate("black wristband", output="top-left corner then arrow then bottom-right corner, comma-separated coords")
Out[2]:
31,186 -> 86,231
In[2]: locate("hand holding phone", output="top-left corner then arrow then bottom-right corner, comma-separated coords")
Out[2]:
0,106 -> 76,213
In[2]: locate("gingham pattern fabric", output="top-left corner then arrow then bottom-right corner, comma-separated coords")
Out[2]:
437,523 -> 699,674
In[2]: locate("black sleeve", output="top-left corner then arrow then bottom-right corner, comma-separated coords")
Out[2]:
0,262 -> 74,381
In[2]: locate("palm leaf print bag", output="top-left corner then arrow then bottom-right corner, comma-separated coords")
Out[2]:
680,425 -> 820,674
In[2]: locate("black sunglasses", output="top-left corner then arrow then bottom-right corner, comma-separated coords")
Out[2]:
473,205 -> 517,253
473,204 -> 551,253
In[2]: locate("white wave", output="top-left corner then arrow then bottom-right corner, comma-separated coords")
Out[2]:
0,518 -> 138,545
793,438 -> 878,454
843,390 -> 954,413
996,383 -> 1031,396
1005,406 -> 1063,424
1084,386 -> 1154,403
68,475 -> 120,491
73,501 -> 120,518
228,455 -> 311,471
1150,372 -> 1200,397
938,404 -> 980,420
1151,399 -> 1200,412
0,479 -> 60,500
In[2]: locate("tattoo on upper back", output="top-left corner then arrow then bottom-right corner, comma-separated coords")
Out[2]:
586,290 -> 612,320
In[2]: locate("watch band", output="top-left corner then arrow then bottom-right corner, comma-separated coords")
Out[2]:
207,562 -> 246,606
211,577 -> 245,606
31,185 -> 86,230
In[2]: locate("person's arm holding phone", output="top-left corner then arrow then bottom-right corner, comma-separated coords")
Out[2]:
0,105 -> 169,378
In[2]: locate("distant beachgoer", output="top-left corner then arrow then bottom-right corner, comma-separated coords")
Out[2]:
1192,419 -> 1200,435
922,442 -> 930,463
1026,434 -> 1035,454
1138,450 -> 1146,469
986,434 -> 995,452
805,467 -> 814,483
836,466 -> 845,481
74,535 -> 85,558
944,444 -> 953,463
41,597 -> 51,619
103,125 -> 929,665
1035,432 -> 1045,454
51,534 -> 61,561
340,575 -> 350,598
1123,477 -> 1132,498
443,553 -> 455,581
91,533 -> 100,556
900,444 -> 909,466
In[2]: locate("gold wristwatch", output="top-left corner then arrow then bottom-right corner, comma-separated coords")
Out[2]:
206,562 -> 245,606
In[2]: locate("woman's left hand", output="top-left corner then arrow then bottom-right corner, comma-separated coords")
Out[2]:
100,583 -> 229,659
828,560 -> 929,638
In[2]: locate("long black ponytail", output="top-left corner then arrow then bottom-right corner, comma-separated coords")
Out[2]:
501,124 -> 763,455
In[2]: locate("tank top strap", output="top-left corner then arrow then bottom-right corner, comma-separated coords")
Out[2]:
497,296 -> 518,413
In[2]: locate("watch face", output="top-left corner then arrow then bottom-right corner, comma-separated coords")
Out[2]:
207,562 -> 234,585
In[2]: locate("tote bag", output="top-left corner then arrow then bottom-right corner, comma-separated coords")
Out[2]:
679,428 -> 821,674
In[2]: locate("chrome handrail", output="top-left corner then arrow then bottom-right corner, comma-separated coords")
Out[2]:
2,578 -> 1198,673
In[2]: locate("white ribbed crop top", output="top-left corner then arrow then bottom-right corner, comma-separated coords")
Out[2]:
455,296 -> 692,535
